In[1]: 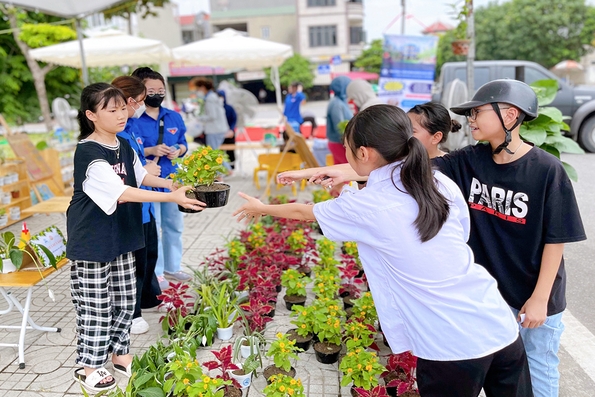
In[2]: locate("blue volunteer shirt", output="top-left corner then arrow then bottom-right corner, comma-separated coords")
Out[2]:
134,107 -> 188,192
118,120 -> 155,224
283,92 -> 305,124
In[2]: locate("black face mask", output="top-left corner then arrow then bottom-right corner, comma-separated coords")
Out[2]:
145,94 -> 165,108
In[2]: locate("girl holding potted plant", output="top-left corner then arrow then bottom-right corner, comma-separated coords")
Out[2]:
233,105 -> 532,396
67,83 -> 204,392
131,67 -> 191,290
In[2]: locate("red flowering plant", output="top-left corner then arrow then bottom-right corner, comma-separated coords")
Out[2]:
202,345 -> 241,389
353,385 -> 391,397
338,254 -> 365,300
157,282 -> 195,332
380,352 -> 419,396
239,295 -> 274,333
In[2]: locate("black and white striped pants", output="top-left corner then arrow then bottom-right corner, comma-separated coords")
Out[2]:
70,252 -> 136,368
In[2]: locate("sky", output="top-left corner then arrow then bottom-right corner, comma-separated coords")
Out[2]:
170,0 -> 496,40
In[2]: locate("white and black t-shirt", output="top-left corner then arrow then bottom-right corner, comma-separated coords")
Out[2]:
66,137 -> 146,262
434,143 -> 586,315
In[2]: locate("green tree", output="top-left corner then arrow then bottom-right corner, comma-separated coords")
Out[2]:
263,54 -> 314,91
353,39 -> 383,74
435,30 -> 466,77
103,0 -> 171,34
0,6 -> 79,127
436,0 -> 595,73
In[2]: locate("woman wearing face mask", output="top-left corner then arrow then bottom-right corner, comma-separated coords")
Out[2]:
111,76 -> 163,335
130,67 -> 191,291
192,77 -> 230,155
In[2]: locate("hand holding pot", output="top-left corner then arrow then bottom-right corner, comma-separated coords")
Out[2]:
171,186 -> 206,212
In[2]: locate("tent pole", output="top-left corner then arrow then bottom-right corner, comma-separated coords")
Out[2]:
272,66 -> 282,114
76,19 -> 89,85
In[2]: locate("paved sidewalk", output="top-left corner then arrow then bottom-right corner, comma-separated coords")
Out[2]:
0,157 -> 363,396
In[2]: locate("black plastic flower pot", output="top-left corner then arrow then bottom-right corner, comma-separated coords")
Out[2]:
178,190 -> 204,213
283,294 -> 307,311
286,328 -> 313,352
313,342 -> 341,364
194,182 -> 231,208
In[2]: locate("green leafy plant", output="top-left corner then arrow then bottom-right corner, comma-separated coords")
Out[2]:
171,145 -> 229,186
350,292 -> 378,325
449,1 -> 469,40
340,349 -> 386,390
521,79 -> 584,181
198,283 -> 239,329
266,332 -> 302,372
312,267 -> 341,299
311,299 -> 345,346
343,319 -> 377,350
164,351 -> 231,397
281,269 -> 311,297
337,120 -> 349,135
286,229 -> 308,254
316,237 -> 336,258
0,231 -> 56,273
225,238 -> 246,264
262,374 -> 306,397
290,304 -> 316,337
312,189 -> 333,204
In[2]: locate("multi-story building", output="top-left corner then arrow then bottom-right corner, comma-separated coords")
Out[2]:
180,11 -> 212,44
209,0 -> 365,85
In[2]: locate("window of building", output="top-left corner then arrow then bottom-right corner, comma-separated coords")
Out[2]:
182,30 -> 195,44
307,0 -> 336,6
309,25 -> 337,47
261,26 -> 270,39
350,26 -> 364,44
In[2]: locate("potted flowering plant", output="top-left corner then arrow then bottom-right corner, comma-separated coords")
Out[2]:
287,304 -> 316,352
352,385 -> 392,397
340,349 -> 386,393
171,145 -> 231,211
381,352 -> 419,397
449,0 -> 470,55
316,237 -> 336,259
311,298 -> 345,364
263,332 -> 302,381
350,292 -> 378,325
312,267 -> 341,300
202,345 -> 243,397
343,319 -> 378,351
281,268 -> 311,310
263,374 -> 306,397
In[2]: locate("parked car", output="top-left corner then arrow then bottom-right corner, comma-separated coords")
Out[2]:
434,60 -> 595,152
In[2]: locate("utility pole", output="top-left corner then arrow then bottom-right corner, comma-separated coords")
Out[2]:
401,0 -> 406,35
466,0 -> 475,94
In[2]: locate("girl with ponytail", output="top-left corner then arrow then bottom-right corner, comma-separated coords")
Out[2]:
233,104 -> 532,396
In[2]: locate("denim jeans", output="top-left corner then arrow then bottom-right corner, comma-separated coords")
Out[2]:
153,202 -> 184,277
510,307 -> 564,397
205,132 -> 231,170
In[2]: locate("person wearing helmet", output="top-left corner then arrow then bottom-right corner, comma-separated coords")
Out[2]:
434,79 -> 586,397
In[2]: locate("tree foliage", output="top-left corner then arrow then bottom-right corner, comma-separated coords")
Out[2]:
436,0 -> 595,74
353,39 -> 383,74
263,54 -> 314,91
103,0 -> 171,20
0,8 -> 80,125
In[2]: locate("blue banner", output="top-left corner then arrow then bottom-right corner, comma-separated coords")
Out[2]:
378,35 -> 438,112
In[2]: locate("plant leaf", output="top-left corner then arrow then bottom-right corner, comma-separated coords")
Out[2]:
530,79 -> 558,106
562,161 -> 579,182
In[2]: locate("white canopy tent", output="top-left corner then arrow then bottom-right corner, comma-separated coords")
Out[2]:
0,0 -> 129,84
172,29 -> 293,111
29,29 -> 172,68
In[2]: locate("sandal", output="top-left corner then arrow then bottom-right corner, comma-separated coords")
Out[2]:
113,362 -> 132,378
73,367 -> 116,392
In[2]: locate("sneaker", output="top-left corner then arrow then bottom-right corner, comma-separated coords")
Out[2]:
164,271 -> 192,281
157,276 -> 170,291
130,317 -> 150,334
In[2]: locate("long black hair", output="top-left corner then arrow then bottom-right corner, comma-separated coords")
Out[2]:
408,102 -> 461,143
77,83 -> 127,141
343,104 -> 450,242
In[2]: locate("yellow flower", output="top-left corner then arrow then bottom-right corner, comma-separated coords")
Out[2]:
290,379 -> 297,385
297,379 -> 302,387
197,154 -> 202,159
347,368 -> 353,373
302,311 -> 307,316
186,362 -> 193,368
184,160 -> 189,165
357,364 -> 362,369
203,376 -> 210,383
301,324 -> 306,328
169,173 -> 175,178
279,342 -> 285,348
204,164 -> 210,170
276,332 -> 283,338
183,379 -> 190,385
366,364 -> 373,371
216,157 -> 223,164
279,385 -> 286,392
288,388 -> 294,396
202,149 -> 209,156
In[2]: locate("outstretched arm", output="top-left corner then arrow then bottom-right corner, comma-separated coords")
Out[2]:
233,192 -> 315,223
277,163 -> 363,186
